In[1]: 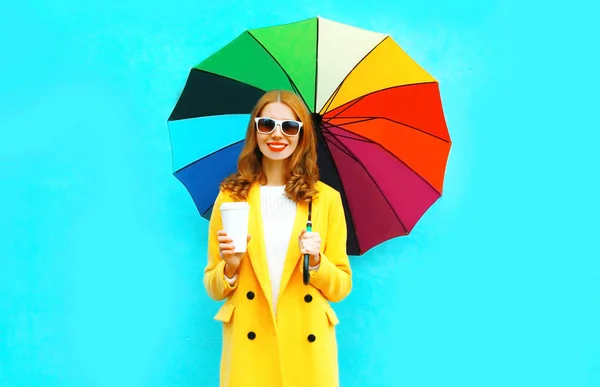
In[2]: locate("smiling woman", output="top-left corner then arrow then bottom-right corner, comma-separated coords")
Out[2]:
255,104 -> 302,169
203,90 -> 352,387
221,90 -> 319,198
255,115 -> 303,157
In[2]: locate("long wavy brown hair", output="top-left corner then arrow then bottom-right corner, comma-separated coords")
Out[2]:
220,90 -> 319,202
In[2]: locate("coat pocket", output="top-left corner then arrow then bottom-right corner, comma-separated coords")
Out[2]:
214,303 -> 236,323
324,306 -> 339,326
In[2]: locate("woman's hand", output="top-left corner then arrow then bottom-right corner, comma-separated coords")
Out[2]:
217,230 -> 251,277
298,229 -> 321,266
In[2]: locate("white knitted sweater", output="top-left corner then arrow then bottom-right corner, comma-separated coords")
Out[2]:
259,185 -> 296,310
224,185 -> 318,312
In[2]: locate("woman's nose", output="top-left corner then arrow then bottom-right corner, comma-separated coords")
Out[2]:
271,125 -> 283,138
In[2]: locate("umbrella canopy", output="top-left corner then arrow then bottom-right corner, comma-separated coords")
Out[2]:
168,16 -> 452,256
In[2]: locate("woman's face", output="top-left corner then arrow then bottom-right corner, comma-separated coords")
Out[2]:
255,102 -> 301,162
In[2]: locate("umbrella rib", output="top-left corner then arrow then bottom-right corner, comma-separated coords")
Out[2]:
173,139 -> 245,174
167,69 -> 268,122
322,81 -> 441,122
321,133 -> 365,161
315,127 -> 362,255
247,32 -> 304,105
187,69 -> 266,97
321,127 -> 376,145
327,116 -> 450,143
323,96 -> 365,122
320,35 -> 388,114
313,18 -> 320,112
202,203 -> 215,218
167,121 -> 177,172
325,124 -> 441,195
322,131 -> 409,234
322,116 -> 372,126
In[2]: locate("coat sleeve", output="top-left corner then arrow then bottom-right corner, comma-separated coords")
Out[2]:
309,190 -> 352,302
203,190 -> 238,301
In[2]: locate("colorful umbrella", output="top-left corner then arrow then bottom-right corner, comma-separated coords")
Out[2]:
168,16 -> 451,256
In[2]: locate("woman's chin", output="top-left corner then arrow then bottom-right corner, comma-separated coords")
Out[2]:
261,149 -> 293,161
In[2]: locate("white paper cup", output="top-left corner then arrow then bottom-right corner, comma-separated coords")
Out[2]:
220,202 -> 250,253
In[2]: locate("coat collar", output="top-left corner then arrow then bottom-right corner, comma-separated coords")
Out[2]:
246,182 -> 312,317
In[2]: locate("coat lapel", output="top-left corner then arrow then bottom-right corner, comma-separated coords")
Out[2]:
278,198 -> 310,295
246,183 -> 275,315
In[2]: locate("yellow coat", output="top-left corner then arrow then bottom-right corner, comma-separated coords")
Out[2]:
204,180 -> 352,387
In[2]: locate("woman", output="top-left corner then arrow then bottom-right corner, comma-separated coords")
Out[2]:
204,89 -> 352,387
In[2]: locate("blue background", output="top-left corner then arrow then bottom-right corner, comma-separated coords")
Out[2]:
2,0 -> 599,386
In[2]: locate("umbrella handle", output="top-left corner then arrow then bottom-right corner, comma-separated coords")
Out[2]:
303,199 -> 313,286
303,220 -> 312,285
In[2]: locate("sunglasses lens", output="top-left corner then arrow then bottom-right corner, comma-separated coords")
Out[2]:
257,118 -> 275,133
282,121 -> 300,136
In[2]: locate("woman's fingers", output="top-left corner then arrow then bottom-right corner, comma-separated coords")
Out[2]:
219,242 -> 236,260
218,235 -> 233,243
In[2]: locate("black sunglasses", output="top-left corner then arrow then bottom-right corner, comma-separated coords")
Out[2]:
255,117 -> 303,137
